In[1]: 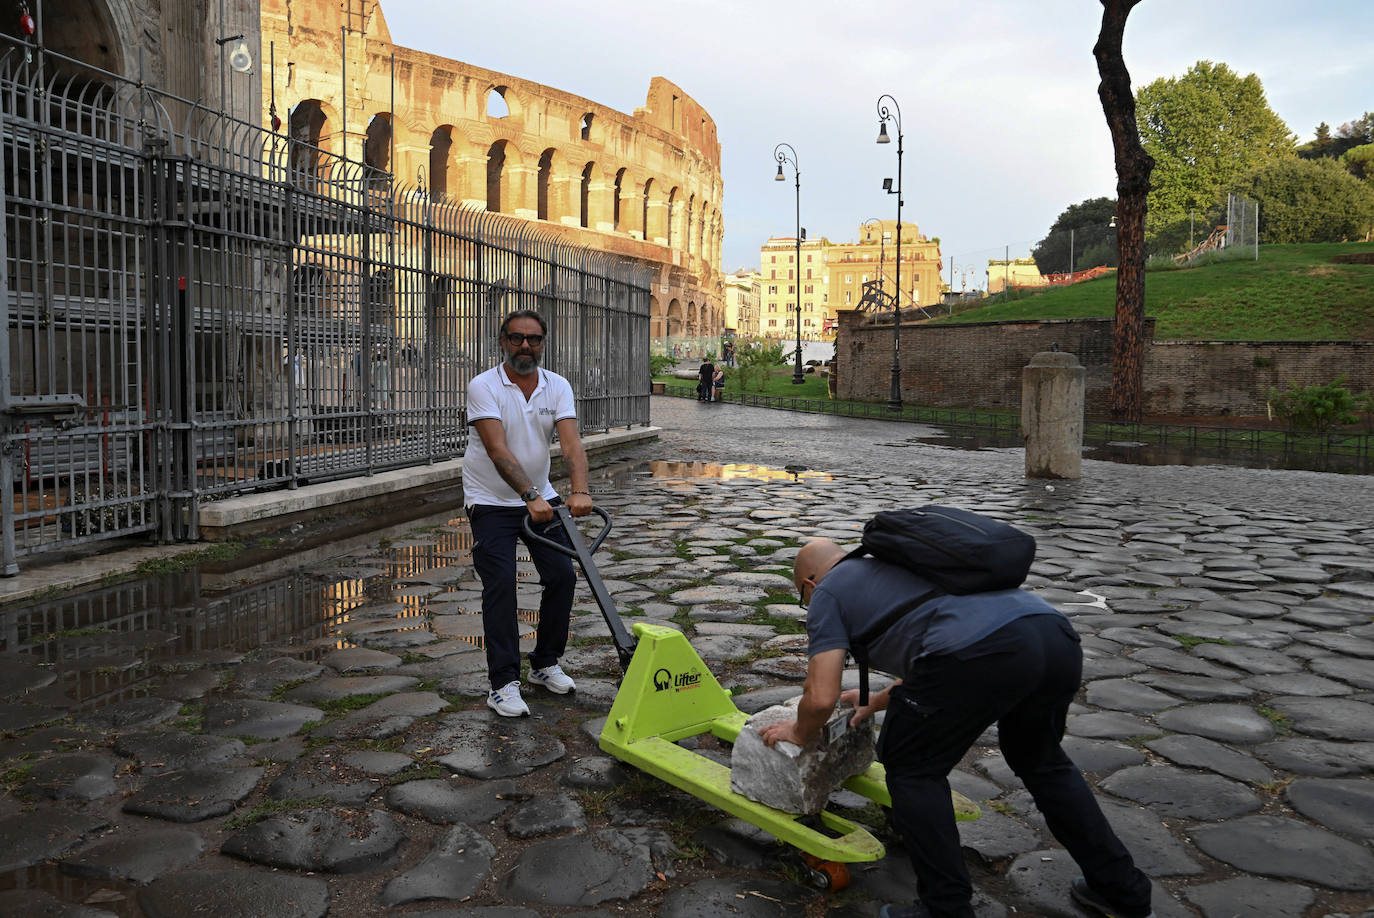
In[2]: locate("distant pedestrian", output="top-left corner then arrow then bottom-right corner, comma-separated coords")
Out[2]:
697,360 -> 715,402
712,365 -> 725,402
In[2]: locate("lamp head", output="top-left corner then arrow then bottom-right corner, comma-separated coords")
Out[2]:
800,227 -> 807,241
882,178 -> 894,193
229,39 -> 253,73
1109,215 -> 1117,228
775,163 -> 785,182
876,121 -> 891,144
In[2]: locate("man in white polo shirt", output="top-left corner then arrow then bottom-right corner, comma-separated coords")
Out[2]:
465,309 -> 593,717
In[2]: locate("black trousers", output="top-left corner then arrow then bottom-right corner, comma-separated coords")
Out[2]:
467,501 -> 576,690
878,614 -> 1152,918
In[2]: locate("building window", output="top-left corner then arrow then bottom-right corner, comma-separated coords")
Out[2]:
845,275 -> 852,284
768,285 -> 776,294
806,269 -> 812,279
768,319 -> 777,327
771,255 -> 776,263
807,254 -> 813,262
787,285 -> 794,294
770,270 -> 776,279
788,270 -> 793,280
845,291 -> 852,304
805,285 -> 813,294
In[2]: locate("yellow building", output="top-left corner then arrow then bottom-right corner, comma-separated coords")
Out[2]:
758,237 -> 831,341
826,220 -> 942,329
987,258 -> 1047,294
723,270 -> 761,337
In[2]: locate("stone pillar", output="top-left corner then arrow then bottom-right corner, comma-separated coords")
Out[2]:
1022,350 -> 1084,479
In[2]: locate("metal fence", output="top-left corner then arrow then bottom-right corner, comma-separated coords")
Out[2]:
1,45 -> 651,573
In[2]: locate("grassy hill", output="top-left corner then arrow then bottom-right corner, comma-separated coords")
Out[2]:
927,242 -> 1374,340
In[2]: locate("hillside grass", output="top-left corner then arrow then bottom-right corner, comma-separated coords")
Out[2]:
927,242 -> 1374,341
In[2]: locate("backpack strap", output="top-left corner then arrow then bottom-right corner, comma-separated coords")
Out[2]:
851,587 -> 943,707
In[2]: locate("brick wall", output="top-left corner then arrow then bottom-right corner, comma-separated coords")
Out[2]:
834,311 -> 1374,417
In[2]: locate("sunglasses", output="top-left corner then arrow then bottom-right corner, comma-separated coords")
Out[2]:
504,332 -> 545,346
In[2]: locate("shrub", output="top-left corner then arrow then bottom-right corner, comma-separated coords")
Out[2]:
733,337 -> 786,392
1265,377 -> 1360,432
649,354 -> 677,378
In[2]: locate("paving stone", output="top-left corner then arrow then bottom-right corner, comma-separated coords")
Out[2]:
26,753 -> 121,801
202,699 -> 322,739
732,702 -> 875,815
113,732 -> 247,775
1268,696 -> 1374,741
221,807 -> 403,873
505,792 -> 586,838
267,753 -> 382,804
956,808 -> 1040,863
340,749 -> 414,776
1242,672 -> 1353,697
385,778 -> 519,824
1127,647 -> 1238,677
1144,734 -> 1274,784
0,889 -> 117,917
1079,656 -> 1149,680
0,811 -> 109,872
409,711 -> 566,778
688,633 -> 758,662
1084,679 -> 1180,714
1189,814 -> 1374,890
1254,738 -> 1374,777
231,658 -> 326,696
122,767 -> 264,822
379,823 -> 496,907
1060,736 -> 1146,773
1100,764 -> 1261,819
60,827 -> 204,884
1134,673 -> 1255,701
139,869 -> 329,918
1183,877 -> 1315,918
657,877 -> 815,917
669,584 -> 767,604
1284,778 -> 1374,838
501,828 -> 665,906
684,602 -> 755,623
692,817 -> 785,870
1064,711 -> 1154,739
74,697 -> 182,732
1154,704 -> 1275,744
561,756 -> 631,790
1003,849 -> 1180,918
1310,655 -> 1374,690
280,674 -> 419,703
1096,799 -> 1204,877
1191,643 -> 1301,674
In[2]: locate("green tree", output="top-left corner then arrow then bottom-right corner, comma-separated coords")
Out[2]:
1031,197 -> 1118,275
1341,143 -> 1374,183
1136,61 -> 1295,245
733,337 -> 785,393
1238,157 -> 1374,243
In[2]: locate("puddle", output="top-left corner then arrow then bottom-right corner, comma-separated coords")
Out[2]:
641,460 -> 833,481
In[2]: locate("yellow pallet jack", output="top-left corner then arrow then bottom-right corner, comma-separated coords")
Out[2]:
524,506 -> 979,889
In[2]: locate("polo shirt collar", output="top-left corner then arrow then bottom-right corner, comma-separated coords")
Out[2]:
498,363 -> 544,393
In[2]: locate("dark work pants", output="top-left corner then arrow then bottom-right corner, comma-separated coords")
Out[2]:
467,501 -> 576,690
878,614 -> 1152,918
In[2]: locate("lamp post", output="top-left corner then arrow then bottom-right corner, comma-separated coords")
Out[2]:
876,94 -> 904,411
773,143 -> 805,384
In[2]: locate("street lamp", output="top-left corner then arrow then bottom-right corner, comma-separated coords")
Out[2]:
773,142 -> 805,385
876,94 -> 904,410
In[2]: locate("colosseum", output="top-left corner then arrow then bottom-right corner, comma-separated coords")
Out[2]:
261,0 -> 725,340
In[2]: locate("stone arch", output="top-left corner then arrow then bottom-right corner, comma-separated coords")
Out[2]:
612,167 -> 626,231
641,177 -> 654,243
665,187 -> 678,248
288,99 -> 328,185
579,111 -> 601,143
22,0 -> 127,80
429,125 -> 454,199
486,139 -> 510,212
364,113 -> 392,187
666,298 -> 684,338
537,147 -> 556,220
685,194 -> 696,256
579,161 -> 594,228
649,294 -> 662,337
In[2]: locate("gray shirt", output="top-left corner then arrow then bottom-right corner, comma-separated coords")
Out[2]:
805,557 -> 1065,679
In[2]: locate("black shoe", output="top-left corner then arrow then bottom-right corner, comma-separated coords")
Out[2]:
878,904 -> 933,918
1070,878 -> 1154,918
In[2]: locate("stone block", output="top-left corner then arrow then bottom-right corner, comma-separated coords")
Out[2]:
729,700 -> 875,815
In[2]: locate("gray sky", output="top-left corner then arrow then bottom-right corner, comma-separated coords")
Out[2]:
382,0 -> 1374,285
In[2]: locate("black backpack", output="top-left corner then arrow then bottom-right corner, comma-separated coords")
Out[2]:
842,506 -> 1037,705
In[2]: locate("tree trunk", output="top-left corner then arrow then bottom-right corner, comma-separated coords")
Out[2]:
1095,0 -> 1154,422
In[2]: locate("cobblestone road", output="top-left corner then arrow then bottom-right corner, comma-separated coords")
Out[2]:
0,396 -> 1370,917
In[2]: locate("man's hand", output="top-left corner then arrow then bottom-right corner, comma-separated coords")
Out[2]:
840,686 -> 891,727
526,496 -> 554,523
759,719 -> 808,749
567,492 -> 593,517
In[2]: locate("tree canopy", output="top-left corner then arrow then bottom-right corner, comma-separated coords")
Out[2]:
1032,197 -> 1118,274
1238,157 -> 1374,244
1136,61 -> 1295,237
1340,143 -> 1374,183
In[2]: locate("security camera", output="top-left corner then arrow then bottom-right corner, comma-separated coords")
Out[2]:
229,40 -> 253,73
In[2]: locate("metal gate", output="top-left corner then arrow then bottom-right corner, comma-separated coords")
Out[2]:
1,46 -> 651,573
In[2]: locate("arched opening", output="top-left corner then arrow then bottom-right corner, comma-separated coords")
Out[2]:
641,177 -> 654,241
363,113 -> 392,188
666,187 -> 677,247
537,148 -> 555,221
9,0 -> 123,80
686,195 -> 695,256
486,140 -> 508,213
428,126 -> 453,199
580,162 -> 593,229
288,100 -> 327,187
580,113 -> 594,141
667,298 -> 684,338
486,87 -> 510,118
613,168 -> 625,230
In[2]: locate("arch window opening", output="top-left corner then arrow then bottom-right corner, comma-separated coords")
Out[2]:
428,126 -> 453,199
487,87 -> 510,118
580,162 -> 593,228
486,140 -> 507,213
537,148 -> 555,221
580,113 -> 594,141
641,178 -> 653,241
613,168 -> 625,230
288,100 -> 327,187
363,114 -> 392,189
666,188 -> 677,247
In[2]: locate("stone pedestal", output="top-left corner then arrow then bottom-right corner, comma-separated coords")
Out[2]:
730,700 -> 875,815
1022,350 -> 1085,479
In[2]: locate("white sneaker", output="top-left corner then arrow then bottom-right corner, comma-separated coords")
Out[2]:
528,663 -> 576,694
487,681 -> 529,717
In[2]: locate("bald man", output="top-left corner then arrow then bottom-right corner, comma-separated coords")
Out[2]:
760,538 -> 1152,918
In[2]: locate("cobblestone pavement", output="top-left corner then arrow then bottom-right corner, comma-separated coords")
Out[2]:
0,396 -> 1371,917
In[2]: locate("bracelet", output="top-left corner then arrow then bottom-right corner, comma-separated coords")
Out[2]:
571,489 -> 591,496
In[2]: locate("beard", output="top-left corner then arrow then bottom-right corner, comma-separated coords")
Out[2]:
507,351 -> 539,374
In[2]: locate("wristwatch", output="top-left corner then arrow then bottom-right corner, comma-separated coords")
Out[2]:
520,487 -> 540,502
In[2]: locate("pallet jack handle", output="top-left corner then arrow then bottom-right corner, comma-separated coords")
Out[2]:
522,505 -> 637,673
